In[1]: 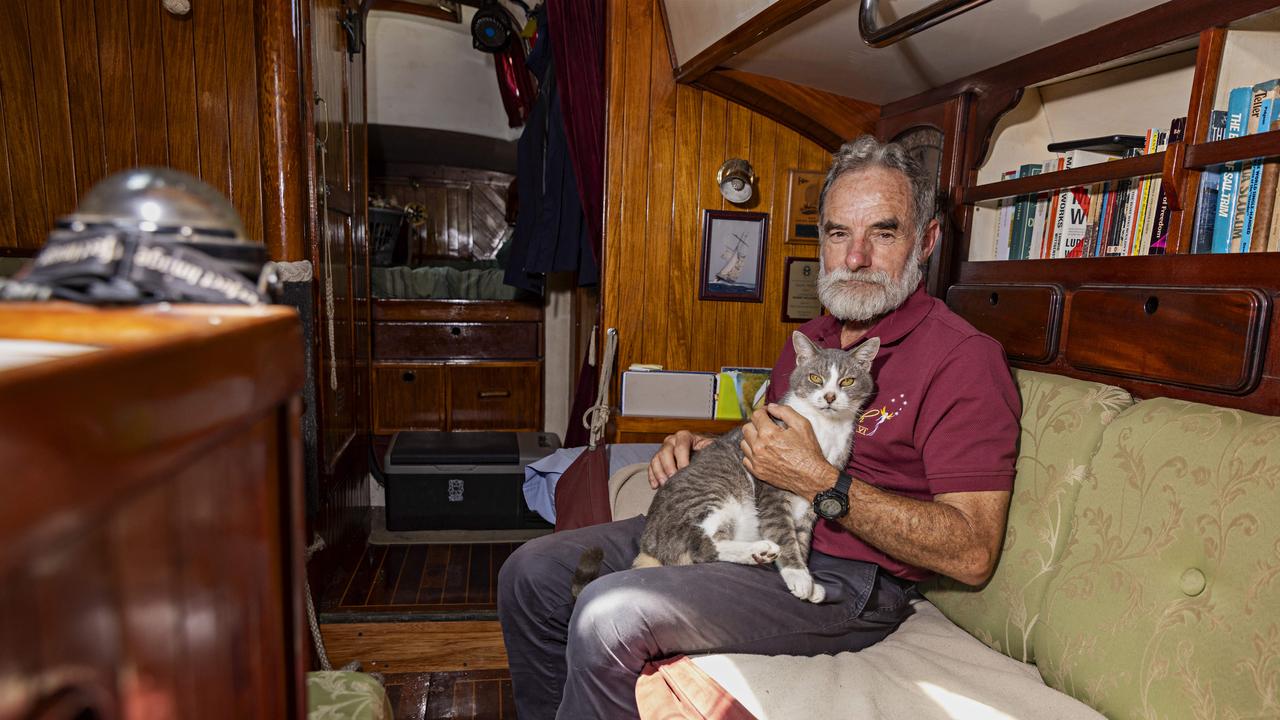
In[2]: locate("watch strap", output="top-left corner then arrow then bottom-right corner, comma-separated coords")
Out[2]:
834,470 -> 853,496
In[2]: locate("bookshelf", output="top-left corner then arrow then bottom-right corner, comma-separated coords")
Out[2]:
877,0 -> 1280,415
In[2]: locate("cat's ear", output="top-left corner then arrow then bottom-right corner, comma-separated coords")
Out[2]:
851,337 -> 880,367
792,331 -> 820,362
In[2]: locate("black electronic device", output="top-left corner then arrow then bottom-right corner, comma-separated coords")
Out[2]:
471,3 -> 515,53
1046,134 -> 1148,156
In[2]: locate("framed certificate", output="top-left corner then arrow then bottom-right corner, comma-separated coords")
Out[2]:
782,257 -> 822,323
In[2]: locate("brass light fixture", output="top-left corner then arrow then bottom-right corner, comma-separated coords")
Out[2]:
717,158 -> 756,205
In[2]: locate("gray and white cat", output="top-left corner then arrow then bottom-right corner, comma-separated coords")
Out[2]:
627,332 -> 879,603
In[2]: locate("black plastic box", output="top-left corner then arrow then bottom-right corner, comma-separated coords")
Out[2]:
383,431 -> 560,531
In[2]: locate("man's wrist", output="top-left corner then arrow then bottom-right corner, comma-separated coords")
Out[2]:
809,463 -> 841,501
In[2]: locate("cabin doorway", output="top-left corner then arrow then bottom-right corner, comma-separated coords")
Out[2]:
314,3 -> 597,717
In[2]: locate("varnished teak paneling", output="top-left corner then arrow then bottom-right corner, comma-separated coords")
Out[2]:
0,0 -> 278,252
1065,286 -> 1269,394
0,303 -> 307,719
945,284 -> 1062,363
374,322 -> 541,361
602,0 -> 859,390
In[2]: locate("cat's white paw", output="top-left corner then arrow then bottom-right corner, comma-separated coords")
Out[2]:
779,568 -> 825,603
780,567 -> 811,598
749,540 -> 780,565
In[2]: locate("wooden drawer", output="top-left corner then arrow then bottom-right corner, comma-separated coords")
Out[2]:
374,321 -> 541,361
946,283 -> 1062,363
373,364 -> 446,433
449,363 -> 542,431
1065,286 -> 1270,393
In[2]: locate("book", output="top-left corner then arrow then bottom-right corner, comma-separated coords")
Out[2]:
1040,157 -> 1066,259
1056,149 -> 1112,257
1237,81 -> 1278,252
1191,111 -> 1229,254
995,169 -> 1017,260
1029,159 -> 1058,259
1213,87 -> 1252,253
1128,129 -> 1158,256
1140,128 -> 1169,255
1076,181 -> 1107,258
1106,176 -> 1134,256
1011,163 -> 1044,259
1251,89 -> 1280,252
1254,95 -> 1280,251
1148,117 -> 1186,254
714,367 -> 772,420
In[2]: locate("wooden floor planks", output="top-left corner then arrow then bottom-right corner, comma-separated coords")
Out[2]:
326,541 -> 521,614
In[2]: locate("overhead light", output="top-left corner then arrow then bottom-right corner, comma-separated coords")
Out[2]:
717,159 -> 756,204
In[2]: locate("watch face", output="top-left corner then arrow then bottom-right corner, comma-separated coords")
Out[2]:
819,489 -> 849,517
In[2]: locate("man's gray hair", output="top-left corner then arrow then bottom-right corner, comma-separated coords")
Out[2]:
817,135 -> 936,237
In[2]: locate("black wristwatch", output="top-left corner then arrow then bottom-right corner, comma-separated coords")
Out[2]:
813,471 -> 853,520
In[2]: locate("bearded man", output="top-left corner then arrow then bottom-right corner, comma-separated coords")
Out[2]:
498,135 -> 1021,719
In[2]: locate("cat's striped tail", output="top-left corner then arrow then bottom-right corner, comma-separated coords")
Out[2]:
570,546 -> 605,598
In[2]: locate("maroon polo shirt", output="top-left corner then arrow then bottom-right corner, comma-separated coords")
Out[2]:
767,285 -> 1020,581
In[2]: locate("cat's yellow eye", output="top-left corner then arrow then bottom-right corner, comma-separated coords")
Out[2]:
839,377 -> 855,387
807,373 -> 823,385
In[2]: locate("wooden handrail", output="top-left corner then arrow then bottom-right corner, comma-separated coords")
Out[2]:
859,0 -> 995,48
1185,129 -> 1280,168
962,153 -> 1164,204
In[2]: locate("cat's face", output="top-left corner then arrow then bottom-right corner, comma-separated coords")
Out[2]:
787,332 -> 879,419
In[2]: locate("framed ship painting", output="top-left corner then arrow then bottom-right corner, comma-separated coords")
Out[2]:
785,169 -> 825,244
699,209 -> 768,302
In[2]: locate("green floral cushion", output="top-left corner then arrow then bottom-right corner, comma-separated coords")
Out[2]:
307,671 -> 393,720
922,369 -> 1133,663
1033,398 -> 1280,718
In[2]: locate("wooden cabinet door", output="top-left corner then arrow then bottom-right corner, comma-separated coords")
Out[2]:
373,364 -> 448,433
310,0 -> 371,490
450,363 -> 543,431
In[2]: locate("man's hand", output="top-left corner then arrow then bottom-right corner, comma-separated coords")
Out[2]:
648,430 -> 713,488
740,404 -> 837,498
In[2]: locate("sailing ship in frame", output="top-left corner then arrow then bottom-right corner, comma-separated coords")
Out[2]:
699,209 -> 768,302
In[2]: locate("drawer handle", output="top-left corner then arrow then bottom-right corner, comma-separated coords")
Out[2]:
450,326 -> 462,336
1144,296 -> 1159,315
402,371 -> 416,382
479,390 -> 511,399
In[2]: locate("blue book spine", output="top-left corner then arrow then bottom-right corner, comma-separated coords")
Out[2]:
1213,87 -> 1252,254
1242,97 -> 1274,252
1011,164 -> 1042,259
1192,111 -> 1229,254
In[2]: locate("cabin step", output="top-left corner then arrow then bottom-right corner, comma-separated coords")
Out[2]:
319,620 -> 508,674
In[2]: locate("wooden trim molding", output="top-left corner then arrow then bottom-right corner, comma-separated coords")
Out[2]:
255,0 -> 308,261
694,69 -> 880,152
882,0 -> 1280,120
670,0 -> 834,84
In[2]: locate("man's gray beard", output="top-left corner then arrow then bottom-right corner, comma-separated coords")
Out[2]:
817,243 -> 923,322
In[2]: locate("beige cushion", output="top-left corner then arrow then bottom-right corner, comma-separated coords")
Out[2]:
691,599 -> 1103,720
611,461 -> 657,521
1033,398 -> 1280,719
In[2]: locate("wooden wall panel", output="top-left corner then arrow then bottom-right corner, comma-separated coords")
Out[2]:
372,169 -> 513,262
0,0 -> 269,252
602,0 -> 855,378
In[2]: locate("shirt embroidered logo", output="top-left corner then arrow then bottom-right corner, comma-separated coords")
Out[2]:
856,393 -> 907,436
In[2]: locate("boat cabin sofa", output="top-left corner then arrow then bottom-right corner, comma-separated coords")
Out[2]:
605,369 -> 1280,719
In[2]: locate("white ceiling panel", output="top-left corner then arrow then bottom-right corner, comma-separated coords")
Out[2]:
727,0 -> 1175,105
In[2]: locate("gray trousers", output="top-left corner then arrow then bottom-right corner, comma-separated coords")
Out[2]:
497,515 -> 915,719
